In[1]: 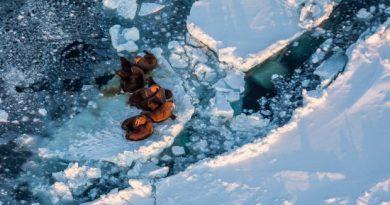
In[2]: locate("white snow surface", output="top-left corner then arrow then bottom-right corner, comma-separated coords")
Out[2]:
155,20 -> 390,204
139,3 -> 165,16
83,180 -> 154,205
187,0 -> 335,71
40,48 -> 195,167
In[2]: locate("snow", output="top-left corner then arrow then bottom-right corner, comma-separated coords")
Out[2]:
139,3 -> 165,16
0,109 -> 8,123
103,0 -> 137,20
155,19 -> 390,204
84,180 -> 154,205
109,25 -> 139,53
187,0 -> 336,71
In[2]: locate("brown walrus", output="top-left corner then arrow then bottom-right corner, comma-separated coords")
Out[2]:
135,51 -> 158,73
142,101 -> 176,123
116,57 -> 145,93
129,85 -> 173,111
121,114 -> 154,141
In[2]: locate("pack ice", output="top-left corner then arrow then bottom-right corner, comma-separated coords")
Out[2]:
156,19 -> 390,205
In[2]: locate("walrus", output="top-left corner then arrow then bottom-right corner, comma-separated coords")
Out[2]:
121,114 -> 154,141
116,57 -> 146,93
129,85 -> 173,111
135,51 -> 158,73
142,100 -> 176,123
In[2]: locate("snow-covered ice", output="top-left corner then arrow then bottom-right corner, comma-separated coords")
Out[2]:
84,180 -> 154,205
40,48 -> 195,167
187,0 -> 336,71
139,3 -> 165,16
155,19 -> 390,204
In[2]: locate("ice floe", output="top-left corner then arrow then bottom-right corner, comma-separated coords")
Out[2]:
187,0 -> 337,71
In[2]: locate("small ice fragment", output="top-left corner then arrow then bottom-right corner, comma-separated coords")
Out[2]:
82,85 -> 94,91
38,108 -> 47,116
171,146 -> 185,156
356,8 -> 373,19
139,3 -> 165,16
147,167 -> 169,178
0,109 -> 8,122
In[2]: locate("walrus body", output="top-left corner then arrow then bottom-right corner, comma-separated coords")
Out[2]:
121,115 -> 154,141
135,51 -> 158,73
117,57 -> 146,93
143,101 -> 176,123
129,85 -> 173,111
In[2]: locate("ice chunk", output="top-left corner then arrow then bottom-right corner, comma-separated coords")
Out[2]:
314,52 -> 348,86
103,0 -> 138,20
139,3 -> 165,16
52,163 -> 101,196
49,182 -> 74,204
356,8 -> 373,19
193,64 -> 217,83
0,109 -> 8,123
38,108 -> 47,116
171,146 -> 185,156
109,25 -> 139,53
211,92 -> 234,119
299,0 -> 336,29
213,71 -> 245,93
169,53 -> 188,68
147,167 -> 169,178
123,27 -> 140,41
229,113 -> 269,132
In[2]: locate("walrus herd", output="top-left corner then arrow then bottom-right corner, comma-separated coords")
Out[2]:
117,51 -> 176,141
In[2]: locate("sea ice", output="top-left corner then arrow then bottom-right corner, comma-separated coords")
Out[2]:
156,19 -> 390,205
139,3 -> 165,16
